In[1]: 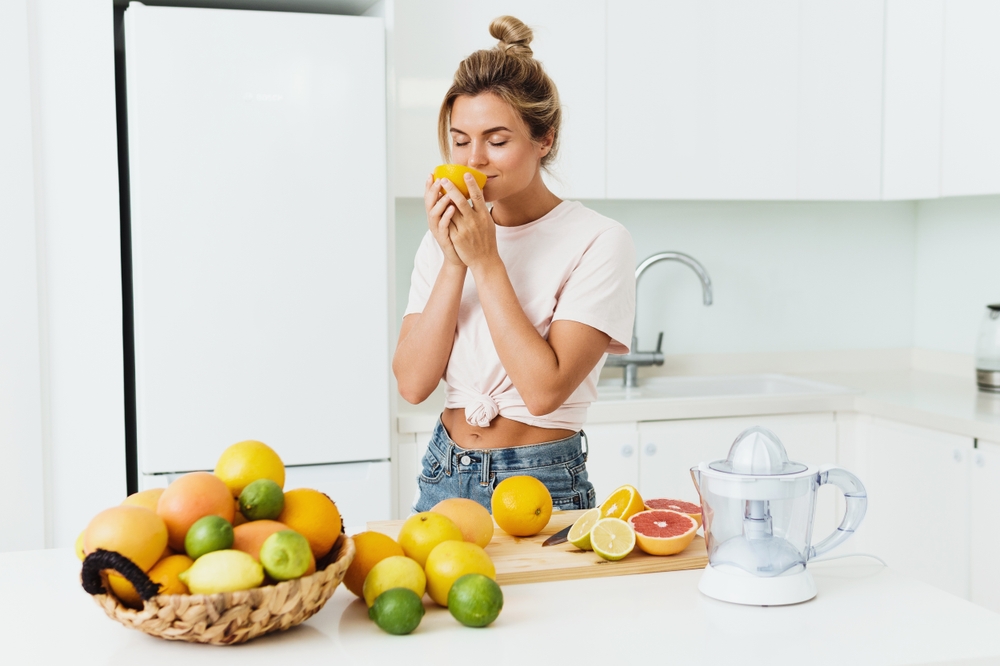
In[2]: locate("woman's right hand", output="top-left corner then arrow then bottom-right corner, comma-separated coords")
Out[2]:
425,175 -> 464,266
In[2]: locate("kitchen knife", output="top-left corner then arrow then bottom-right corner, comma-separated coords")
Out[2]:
541,525 -> 572,547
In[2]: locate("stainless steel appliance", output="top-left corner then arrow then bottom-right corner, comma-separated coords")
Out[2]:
976,304 -> 1000,393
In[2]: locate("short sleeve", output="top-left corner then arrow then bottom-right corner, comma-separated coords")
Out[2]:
552,225 -> 636,354
403,231 -> 444,317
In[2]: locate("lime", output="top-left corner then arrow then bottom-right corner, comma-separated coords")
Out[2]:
239,479 -> 285,521
363,555 -> 427,608
368,587 -> 425,635
447,573 -> 503,628
567,508 -> 601,551
177,549 -> 263,594
590,517 -> 636,561
184,515 -> 234,559
259,530 -> 312,581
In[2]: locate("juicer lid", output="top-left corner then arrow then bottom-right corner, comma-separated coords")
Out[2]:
708,426 -> 808,476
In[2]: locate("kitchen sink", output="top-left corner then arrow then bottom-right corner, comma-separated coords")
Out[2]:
596,373 -> 855,402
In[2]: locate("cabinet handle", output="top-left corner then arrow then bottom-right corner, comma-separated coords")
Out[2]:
976,454 -> 986,468
621,444 -> 634,458
953,449 -> 963,463
645,442 -> 657,456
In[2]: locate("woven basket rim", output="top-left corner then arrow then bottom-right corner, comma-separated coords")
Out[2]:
93,533 -> 354,617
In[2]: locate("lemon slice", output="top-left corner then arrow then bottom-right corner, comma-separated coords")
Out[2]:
598,484 -> 645,522
567,508 -> 601,550
590,518 -> 636,562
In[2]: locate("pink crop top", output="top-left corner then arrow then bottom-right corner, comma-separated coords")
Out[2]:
404,200 -> 636,431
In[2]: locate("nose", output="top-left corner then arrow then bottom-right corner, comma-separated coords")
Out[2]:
468,140 -> 488,169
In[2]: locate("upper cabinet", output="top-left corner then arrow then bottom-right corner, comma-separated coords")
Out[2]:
391,0 -> 606,199
607,0 -> 883,200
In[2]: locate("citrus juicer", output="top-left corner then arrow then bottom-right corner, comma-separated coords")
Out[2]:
690,427 -> 867,606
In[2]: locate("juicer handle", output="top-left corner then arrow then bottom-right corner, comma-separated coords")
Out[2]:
808,465 -> 867,561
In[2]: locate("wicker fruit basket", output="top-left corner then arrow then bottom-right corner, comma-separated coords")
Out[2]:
80,534 -> 355,645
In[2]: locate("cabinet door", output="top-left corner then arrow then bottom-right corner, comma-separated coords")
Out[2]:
941,0 -> 1000,196
583,422 -> 640,503
971,439 -> 1000,612
797,0 -> 884,200
855,417 -> 972,599
638,413 -> 838,536
881,0 -> 944,200
608,0 -> 799,199
392,0 -> 607,198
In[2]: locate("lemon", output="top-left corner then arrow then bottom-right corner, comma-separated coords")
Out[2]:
424,540 -> 496,607
75,530 -> 86,561
369,588 -> 425,635
590,518 -> 636,562
448,573 -> 503,628
396,512 -> 463,568
363,555 -> 426,608
239,478 -> 285,521
259,530 -> 312,581
178,549 -> 263,594
184,515 -> 234,559
432,164 -> 487,198
214,440 -> 285,498
567,508 -> 601,551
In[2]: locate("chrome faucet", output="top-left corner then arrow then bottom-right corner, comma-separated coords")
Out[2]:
605,252 -> 713,388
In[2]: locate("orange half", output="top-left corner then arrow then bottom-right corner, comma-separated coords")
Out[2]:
433,164 -> 488,198
598,484 -> 645,522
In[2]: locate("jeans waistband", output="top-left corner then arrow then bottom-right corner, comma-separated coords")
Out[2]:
428,419 -> 587,482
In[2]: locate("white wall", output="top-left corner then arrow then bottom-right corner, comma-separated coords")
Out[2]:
395,198 -> 918,355
914,195 -> 1000,355
1,0 -> 47,552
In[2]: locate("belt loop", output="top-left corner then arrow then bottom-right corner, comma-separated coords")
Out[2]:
480,449 -> 491,486
580,430 -> 589,458
444,440 -> 454,476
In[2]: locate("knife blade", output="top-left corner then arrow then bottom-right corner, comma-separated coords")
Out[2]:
541,524 -> 572,547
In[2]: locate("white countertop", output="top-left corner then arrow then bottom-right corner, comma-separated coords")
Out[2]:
5,548 -> 1000,665
397,370 -> 1000,443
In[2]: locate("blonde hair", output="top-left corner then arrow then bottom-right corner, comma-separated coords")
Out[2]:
438,16 -> 561,169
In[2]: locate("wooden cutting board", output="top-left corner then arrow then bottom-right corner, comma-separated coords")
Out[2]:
367,510 -> 708,585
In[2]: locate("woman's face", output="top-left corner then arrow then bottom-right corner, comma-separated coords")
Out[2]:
448,93 -> 552,203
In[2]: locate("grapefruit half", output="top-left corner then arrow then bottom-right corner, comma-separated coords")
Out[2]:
628,509 -> 698,556
643,498 -> 703,527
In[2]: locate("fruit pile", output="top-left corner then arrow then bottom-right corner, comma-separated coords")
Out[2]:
347,496 -> 505,635
566,485 -> 702,561
78,440 -> 343,606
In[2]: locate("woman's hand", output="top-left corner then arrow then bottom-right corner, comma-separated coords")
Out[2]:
424,174 -> 464,266
440,175 -> 498,271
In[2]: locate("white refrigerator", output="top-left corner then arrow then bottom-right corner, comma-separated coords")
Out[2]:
124,3 -> 392,524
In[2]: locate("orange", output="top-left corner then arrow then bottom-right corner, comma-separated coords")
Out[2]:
397,512 -> 463,568
342,531 -> 405,597
433,164 -> 488,198
214,440 -> 285,498
232,498 -> 248,527
84,505 -> 168,572
107,553 -> 195,608
599,484 -> 645,522
277,489 -> 342,559
121,488 -> 164,513
156,472 -> 235,551
424,540 -> 496,607
107,573 -> 143,609
491,476 -> 552,537
431,498 -> 494,548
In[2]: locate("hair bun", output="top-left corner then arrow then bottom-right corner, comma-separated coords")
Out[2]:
489,15 -> 533,58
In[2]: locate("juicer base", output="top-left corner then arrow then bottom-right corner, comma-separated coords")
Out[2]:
698,563 -> 817,606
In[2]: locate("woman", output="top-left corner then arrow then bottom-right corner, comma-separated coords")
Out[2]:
393,16 -> 635,514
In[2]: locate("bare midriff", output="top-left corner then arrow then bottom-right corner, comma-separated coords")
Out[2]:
441,408 -> 576,450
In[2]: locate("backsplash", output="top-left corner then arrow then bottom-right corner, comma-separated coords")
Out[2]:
394,195 -> 1000,358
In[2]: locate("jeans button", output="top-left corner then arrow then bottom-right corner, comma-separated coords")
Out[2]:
460,455 -> 472,465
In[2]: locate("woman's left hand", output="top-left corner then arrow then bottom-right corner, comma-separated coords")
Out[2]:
439,174 -> 498,271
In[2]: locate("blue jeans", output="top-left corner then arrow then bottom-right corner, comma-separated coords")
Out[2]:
412,419 -> 596,514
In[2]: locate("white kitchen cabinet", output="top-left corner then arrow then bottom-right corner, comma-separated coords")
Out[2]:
881,0 -> 945,200
853,417 -> 972,599
582,422 -> 640,503
638,413 -> 839,538
391,0 -> 607,199
941,0 -> 1000,197
971,439 -> 1000,613
607,1 -> 883,201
